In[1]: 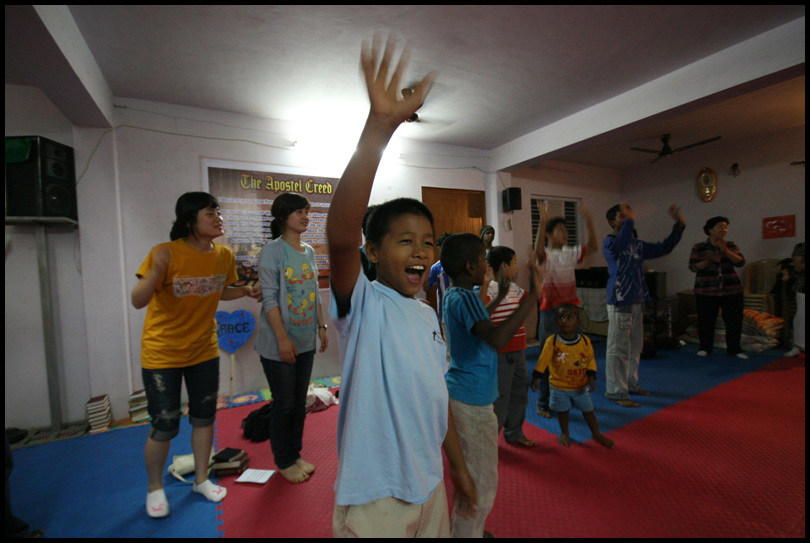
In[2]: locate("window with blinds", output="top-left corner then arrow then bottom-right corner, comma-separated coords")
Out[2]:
531,197 -> 580,247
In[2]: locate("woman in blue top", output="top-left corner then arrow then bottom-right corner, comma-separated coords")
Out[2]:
255,192 -> 328,483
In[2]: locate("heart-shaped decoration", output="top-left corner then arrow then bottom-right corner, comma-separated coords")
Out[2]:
215,310 -> 256,354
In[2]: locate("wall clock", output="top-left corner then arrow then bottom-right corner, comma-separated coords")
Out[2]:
696,167 -> 717,202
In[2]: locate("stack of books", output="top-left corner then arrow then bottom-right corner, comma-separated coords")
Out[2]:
128,389 -> 150,423
86,394 -> 112,434
212,448 -> 249,476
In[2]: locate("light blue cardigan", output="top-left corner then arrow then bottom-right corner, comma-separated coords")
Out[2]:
254,237 -> 319,360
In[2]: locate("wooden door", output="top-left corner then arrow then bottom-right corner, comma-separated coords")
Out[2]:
421,187 -> 487,241
421,187 -> 487,312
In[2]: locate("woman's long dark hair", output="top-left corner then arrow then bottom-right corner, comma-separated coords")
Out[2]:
270,192 -> 310,239
170,192 -> 220,241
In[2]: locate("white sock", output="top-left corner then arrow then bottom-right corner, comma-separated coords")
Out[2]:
193,479 -> 227,503
146,488 -> 170,518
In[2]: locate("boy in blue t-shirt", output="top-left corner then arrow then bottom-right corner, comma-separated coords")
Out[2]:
440,233 -> 540,538
326,34 -> 475,538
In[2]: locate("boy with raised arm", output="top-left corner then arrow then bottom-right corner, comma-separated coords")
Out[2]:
440,233 -> 541,537
326,34 -> 476,537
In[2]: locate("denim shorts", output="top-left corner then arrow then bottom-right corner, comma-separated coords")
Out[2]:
549,386 -> 594,413
141,357 -> 219,441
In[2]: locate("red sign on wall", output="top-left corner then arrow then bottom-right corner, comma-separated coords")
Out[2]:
762,215 -> 795,239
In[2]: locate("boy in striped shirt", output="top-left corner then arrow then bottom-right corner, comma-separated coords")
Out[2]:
485,246 -> 543,447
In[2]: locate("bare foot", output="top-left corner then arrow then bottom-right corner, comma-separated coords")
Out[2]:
295,458 -> 316,475
279,464 -> 309,484
593,433 -> 615,448
557,434 -> 571,447
508,436 -> 537,447
609,398 -> 640,408
538,409 -> 552,419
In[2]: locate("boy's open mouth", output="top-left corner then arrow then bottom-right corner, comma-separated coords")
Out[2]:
405,265 -> 425,285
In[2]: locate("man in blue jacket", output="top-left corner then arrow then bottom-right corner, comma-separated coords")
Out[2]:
603,203 -> 685,407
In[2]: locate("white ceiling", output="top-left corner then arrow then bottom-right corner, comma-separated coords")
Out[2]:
5,5 -> 806,171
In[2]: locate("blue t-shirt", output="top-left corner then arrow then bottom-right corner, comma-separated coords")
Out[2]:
330,272 -> 449,506
443,286 -> 498,406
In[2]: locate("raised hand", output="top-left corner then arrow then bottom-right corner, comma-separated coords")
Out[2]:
668,204 -> 685,225
620,202 -> 636,221
360,34 -> 435,127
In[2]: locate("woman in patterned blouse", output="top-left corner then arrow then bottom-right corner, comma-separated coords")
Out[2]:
688,216 -> 748,359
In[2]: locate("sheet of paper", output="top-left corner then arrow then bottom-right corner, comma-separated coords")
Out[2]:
235,468 -> 275,484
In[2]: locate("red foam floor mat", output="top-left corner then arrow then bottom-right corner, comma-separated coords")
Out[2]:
215,403 -> 339,538
217,358 -> 804,537
478,356 -> 805,537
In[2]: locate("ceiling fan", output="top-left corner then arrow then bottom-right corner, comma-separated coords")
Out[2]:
399,84 -> 453,130
631,133 -> 722,163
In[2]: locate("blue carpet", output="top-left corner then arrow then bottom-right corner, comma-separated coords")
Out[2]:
7,422 -> 223,538
523,338 -> 783,444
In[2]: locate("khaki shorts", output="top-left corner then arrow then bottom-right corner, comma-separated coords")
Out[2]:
332,481 -> 450,538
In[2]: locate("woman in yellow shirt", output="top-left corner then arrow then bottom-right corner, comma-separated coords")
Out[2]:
131,192 -> 261,518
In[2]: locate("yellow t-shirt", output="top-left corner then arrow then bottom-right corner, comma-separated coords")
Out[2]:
137,239 -> 238,369
534,334 -> 596,391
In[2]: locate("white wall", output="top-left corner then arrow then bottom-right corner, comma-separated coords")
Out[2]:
621,125 -> 805,297
4,89 -> 490,427
5,84 -> 90,428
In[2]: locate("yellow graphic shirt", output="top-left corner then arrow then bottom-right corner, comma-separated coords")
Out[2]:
534,334 -> 596,391
136,239 -> 237,369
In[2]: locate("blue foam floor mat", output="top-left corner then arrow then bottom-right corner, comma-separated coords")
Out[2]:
7,422 -> 223,538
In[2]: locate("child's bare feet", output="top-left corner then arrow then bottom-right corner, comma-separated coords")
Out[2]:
279,464 -> 309,483
537,409 -> 552,418
557,434 -> 571,447
593,433 -> 615,448
508,436 -> 537,447
295,458 -> 316,475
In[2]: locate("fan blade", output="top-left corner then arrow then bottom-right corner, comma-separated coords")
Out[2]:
673,136 -> 721,153
630,147 -> 661,154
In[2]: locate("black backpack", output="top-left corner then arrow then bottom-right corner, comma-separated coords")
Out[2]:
241,402 -> 272,442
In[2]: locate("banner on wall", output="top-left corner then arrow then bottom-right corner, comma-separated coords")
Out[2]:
205,162 -> 339,289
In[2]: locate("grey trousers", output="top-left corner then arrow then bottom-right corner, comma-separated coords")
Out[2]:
493,350 -> 529,442
605,303 -> 644,400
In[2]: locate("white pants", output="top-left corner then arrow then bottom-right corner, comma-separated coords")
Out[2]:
605,303 -> 644,400
448,399 -> 499,538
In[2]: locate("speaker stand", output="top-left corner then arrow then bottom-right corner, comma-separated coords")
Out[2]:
35,224 -> 65,442
19,224 -> 85,445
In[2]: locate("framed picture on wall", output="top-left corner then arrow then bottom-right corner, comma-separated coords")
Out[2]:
202,159 -> 339,289
761,215 -> 795,239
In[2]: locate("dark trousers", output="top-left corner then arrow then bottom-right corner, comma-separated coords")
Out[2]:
493,350 -> 529,442
695,293 -> 744,355
259,351 -> 315,470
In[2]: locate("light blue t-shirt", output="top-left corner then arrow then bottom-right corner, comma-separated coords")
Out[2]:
330,272 -> 449,506
443,286 -> 498,406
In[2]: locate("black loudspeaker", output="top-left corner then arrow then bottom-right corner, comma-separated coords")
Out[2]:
644,271 -> 667,300
5,136 -> 78,222
502,187 -> 522,212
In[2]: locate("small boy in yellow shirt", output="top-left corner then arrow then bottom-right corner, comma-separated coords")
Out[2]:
531,304 -> 614,448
